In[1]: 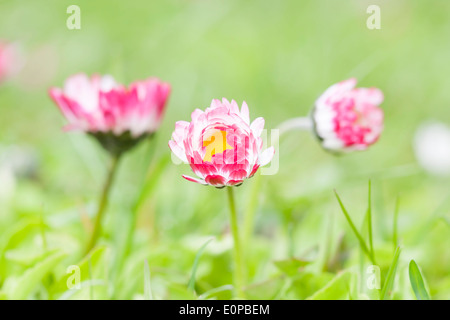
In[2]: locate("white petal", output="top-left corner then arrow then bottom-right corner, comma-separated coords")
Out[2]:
250,117 -> 265,137
241,101 -> 250,124
259,146 -> 275,167
169,140 -> 188,163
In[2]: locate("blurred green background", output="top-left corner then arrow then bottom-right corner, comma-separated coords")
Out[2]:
0,0 -> 449,299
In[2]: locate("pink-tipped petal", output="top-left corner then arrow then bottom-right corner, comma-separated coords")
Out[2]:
228,169 -> 248,181
205,175 -> 227,187
227,179 -> 244,186
191,108 -> 204,121
182,175 -> 207,185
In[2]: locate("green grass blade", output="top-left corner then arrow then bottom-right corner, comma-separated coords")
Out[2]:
187,237 -> 214,293
198,285 -> 234,300
409,260 -> 431,300
393,196 -> 400,249
111,155 -> 170,291
381,246 -> 401,300
39,206 -> 48,251
367,180 -> 374,260
133,155 -> 170,213
334,190 -> 374,265
307,270 -> 352,300
88,256 -> 93,300
144,260 -> 153,300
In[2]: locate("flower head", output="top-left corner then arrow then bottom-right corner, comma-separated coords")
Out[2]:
0,41 -> 20,83
169,98 -> 275,188
312,78 -> 384,152
49,73 -> 170,155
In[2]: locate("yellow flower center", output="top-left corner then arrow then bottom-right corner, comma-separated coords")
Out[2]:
203,129 -> 233,162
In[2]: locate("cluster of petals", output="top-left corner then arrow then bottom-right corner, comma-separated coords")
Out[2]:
313,78 -> 384,151
49,73 -> 171,137
0,41 -> 19,83
169,98 -> 275,187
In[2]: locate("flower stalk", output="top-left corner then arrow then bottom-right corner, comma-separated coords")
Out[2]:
277,116 -> 314,136
85,153 -> 121,254
227,187 -> 245,298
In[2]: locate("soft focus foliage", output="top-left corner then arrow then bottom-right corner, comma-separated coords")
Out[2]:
0,0 -> 449,300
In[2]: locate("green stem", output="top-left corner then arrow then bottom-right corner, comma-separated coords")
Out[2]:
85,153 -> 121,255
243,172 -> 261,247
277,117 -> 314,136
227,187 -> 245,298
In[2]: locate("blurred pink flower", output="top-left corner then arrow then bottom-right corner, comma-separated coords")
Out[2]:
169,98 -> 274,188
49,73 -> 170,154
313,78 -> 384,152
0,41 -> 20,83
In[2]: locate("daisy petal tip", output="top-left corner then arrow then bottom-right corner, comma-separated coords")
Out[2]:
182,175 -> 207,185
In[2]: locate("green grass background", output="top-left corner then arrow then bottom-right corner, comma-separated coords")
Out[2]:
0,0 -> 449,299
